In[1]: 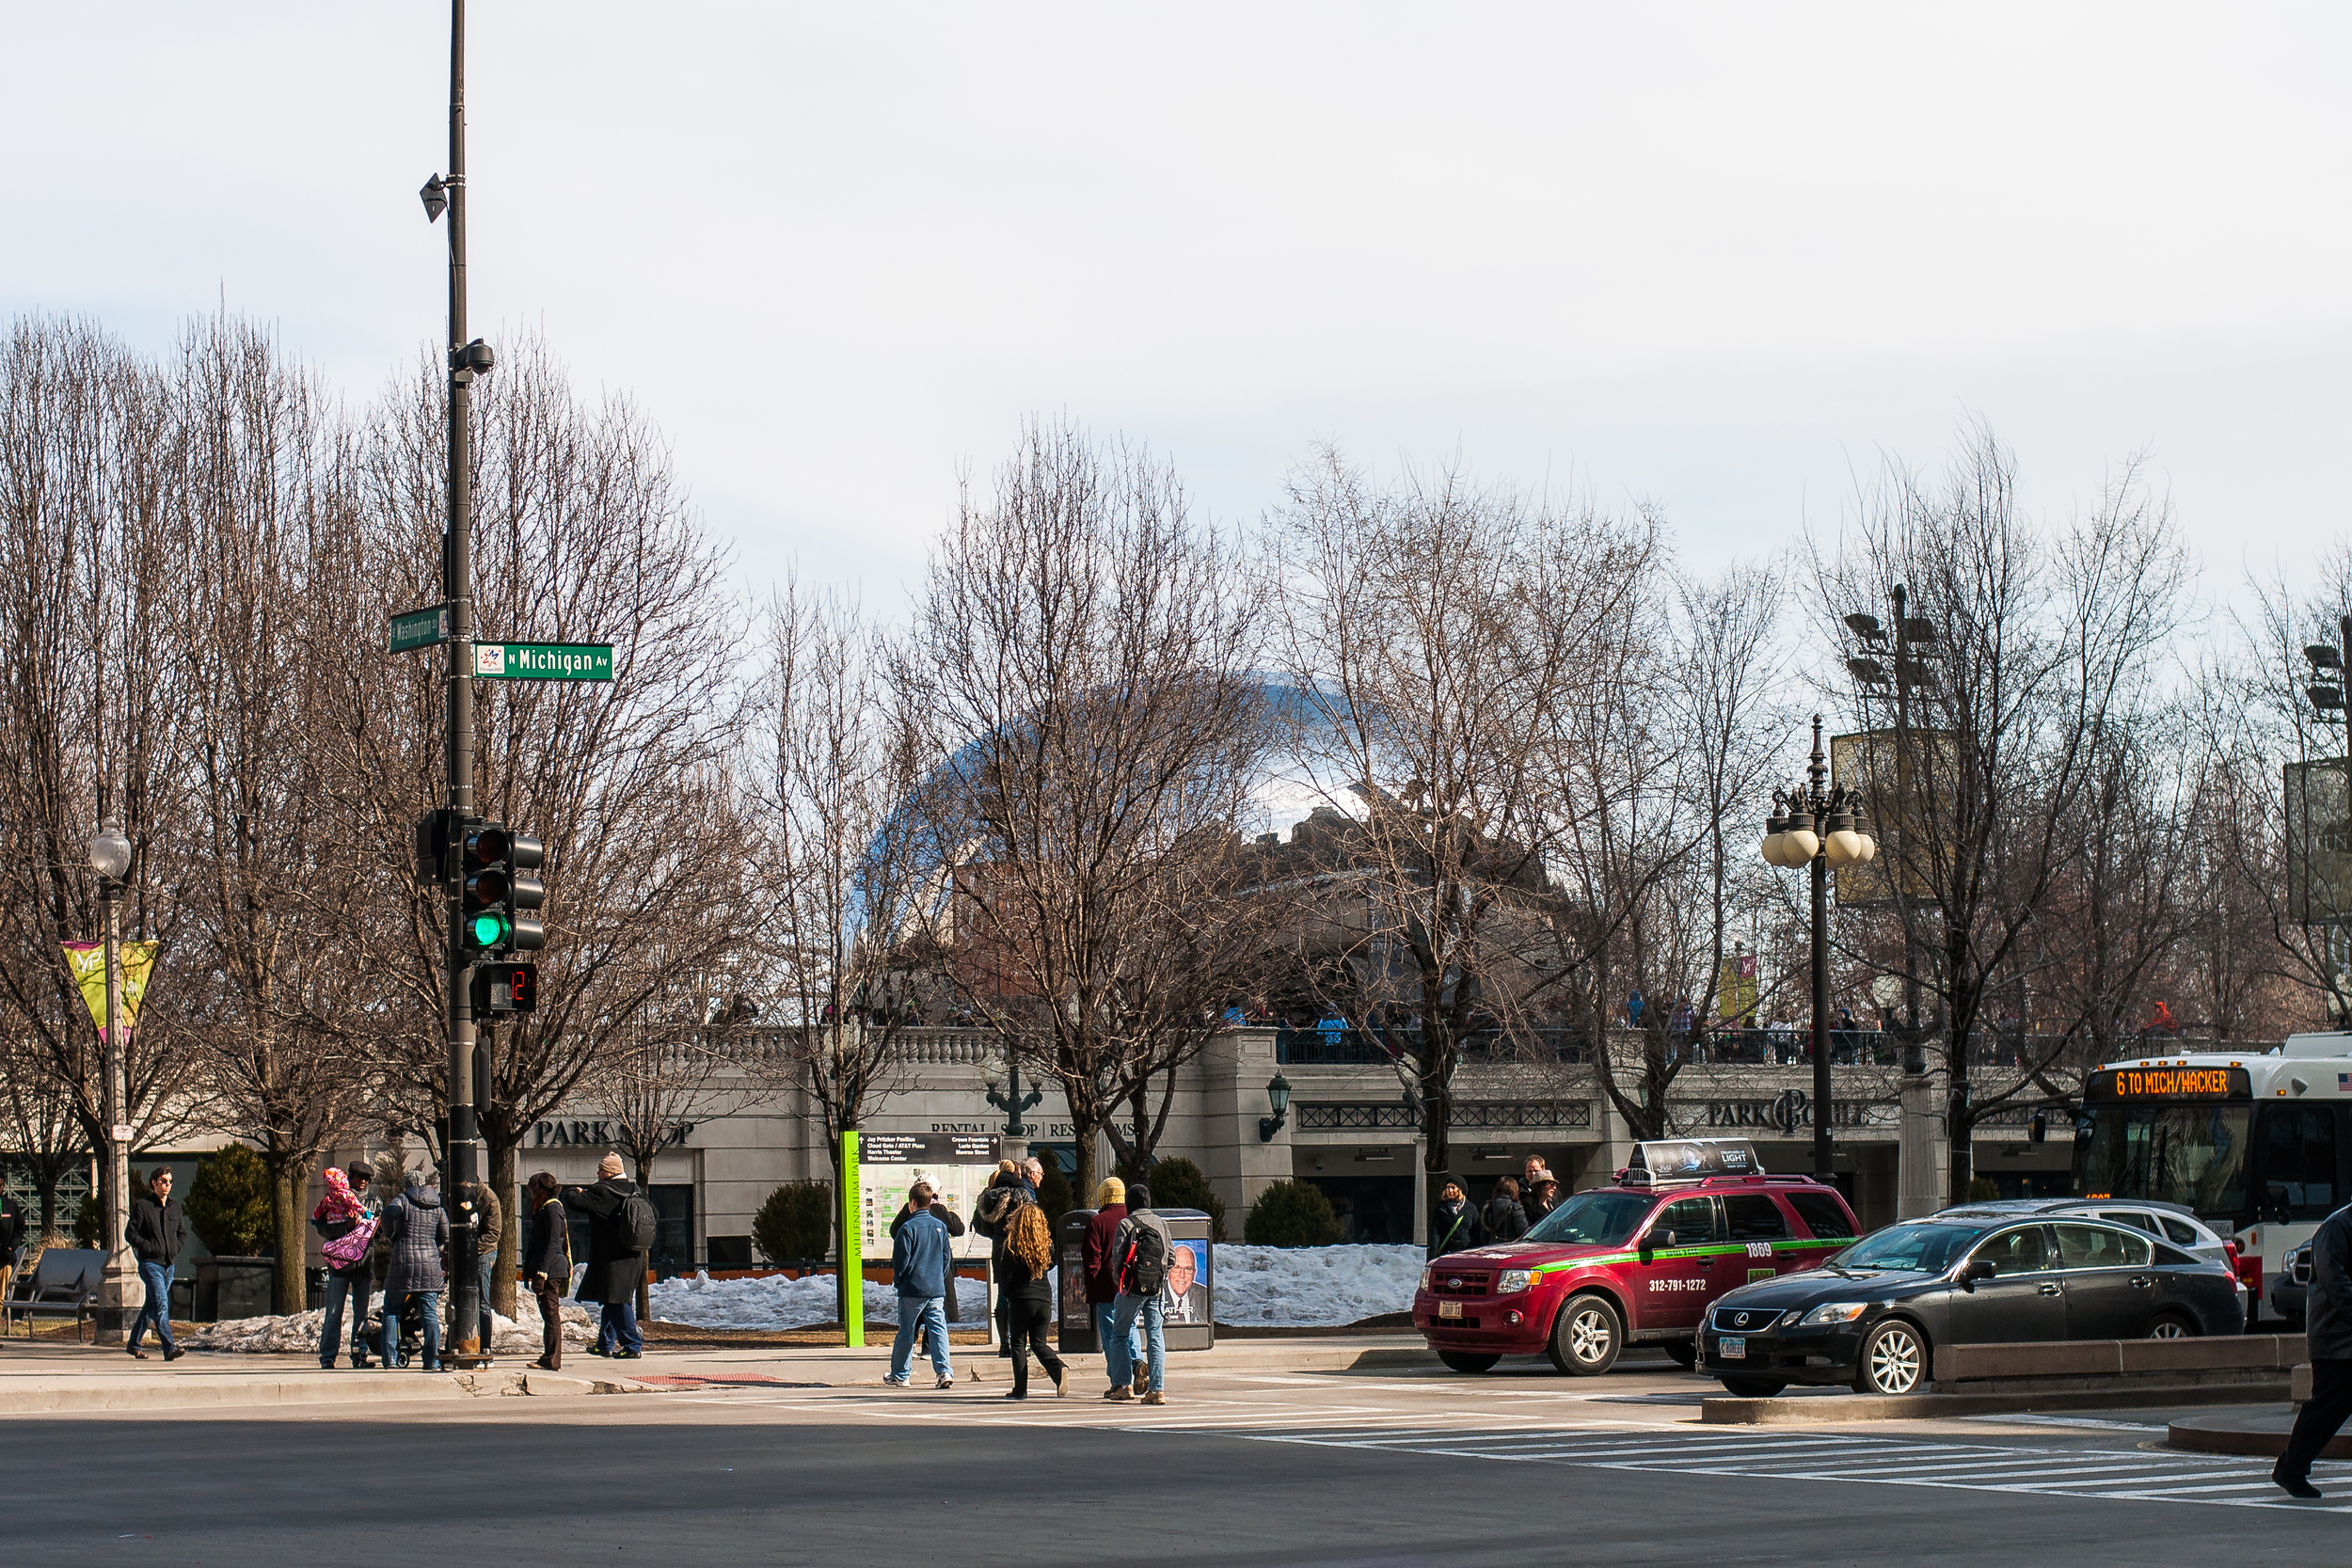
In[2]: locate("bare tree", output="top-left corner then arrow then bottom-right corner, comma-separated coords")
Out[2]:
902,420 -> 1267,1199
741,583 -> 937,1312
1268,450 -> 1660,1181
0,315 -> 209,1239
342,334 -> 755,1310
1813,426 -> 2190,1203
166,315 -> 381,1312
1552,560 -> 1792,1139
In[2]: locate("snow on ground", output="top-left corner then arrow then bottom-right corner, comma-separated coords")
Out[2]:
1207,1243 -> 1423,1326
180,1291 -> 595,1355
182,1244 -> 1425,1347
645,1272 -> 989,1330
643,1243 -> 1423,1331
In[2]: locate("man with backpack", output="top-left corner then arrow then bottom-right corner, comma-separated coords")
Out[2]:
1107,1182 -> 1174,1406
565,1152 -> 655,1360
885,1180 -> 956,1389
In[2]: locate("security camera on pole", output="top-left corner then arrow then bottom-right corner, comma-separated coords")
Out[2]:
1757,715 -> 1877,1184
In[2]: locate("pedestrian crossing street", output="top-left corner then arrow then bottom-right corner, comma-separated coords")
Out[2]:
672,1385 -> 2352,1513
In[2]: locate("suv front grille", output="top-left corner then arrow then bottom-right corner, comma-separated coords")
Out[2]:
1433,1271 -> 1491,1297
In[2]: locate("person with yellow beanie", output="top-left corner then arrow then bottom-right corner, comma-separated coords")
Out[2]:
1083,1178 -> 1144,1397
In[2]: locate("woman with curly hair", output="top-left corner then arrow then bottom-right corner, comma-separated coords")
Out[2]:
996,1199 -> 1066,1400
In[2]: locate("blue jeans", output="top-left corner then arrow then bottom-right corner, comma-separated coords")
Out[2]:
128,1259 -> 173,1354
1110,1291 -> 1165,1393
319,1273 -> 373,1365
1096,1301 -> 1144,1386
381,1291 -> 440,1369
597,1300 -> 642,1354
478,1255 -> 496,1346
888,1296 -> 951,1382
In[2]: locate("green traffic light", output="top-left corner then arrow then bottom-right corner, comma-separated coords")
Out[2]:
472,911 -> 509,947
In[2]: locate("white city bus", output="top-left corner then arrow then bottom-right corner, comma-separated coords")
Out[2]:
2074,1034 -> 2351,1323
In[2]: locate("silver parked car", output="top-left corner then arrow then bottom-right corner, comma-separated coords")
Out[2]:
1935,1198 -> 2232,1270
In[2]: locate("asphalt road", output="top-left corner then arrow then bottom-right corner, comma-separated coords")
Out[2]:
7,1356 -> 2346,1565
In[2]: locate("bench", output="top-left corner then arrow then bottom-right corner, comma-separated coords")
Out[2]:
1,1248 -> 103,1342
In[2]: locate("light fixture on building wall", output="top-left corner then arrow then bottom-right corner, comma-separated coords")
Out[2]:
1258,1072 -> 1292,1141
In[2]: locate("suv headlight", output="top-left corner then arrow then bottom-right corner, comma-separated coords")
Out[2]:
1496,1269 -> 1534,1294
1421,1267 -> 1434,1292
1799,1302 -> 1868,1325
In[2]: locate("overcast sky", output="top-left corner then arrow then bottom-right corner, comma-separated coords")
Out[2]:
9,5 -> 2347,617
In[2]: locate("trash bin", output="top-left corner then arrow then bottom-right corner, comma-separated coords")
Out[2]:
1057,1209 -> 1097,1354
1155,1208 -> 1215,1351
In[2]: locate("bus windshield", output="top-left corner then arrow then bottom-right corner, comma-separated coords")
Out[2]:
2074,1103 -> 2249,1221
1526,1188 -> 1654,1248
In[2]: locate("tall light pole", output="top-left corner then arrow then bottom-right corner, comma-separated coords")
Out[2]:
1760,717 -> 1876,1182
87,817 -> 138,1341
421,0 -> 495,1366
2300,614 -> 2352,1016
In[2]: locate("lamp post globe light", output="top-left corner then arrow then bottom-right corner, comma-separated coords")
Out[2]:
87,817 -> 141,1342
1757,716 -> 1876,1182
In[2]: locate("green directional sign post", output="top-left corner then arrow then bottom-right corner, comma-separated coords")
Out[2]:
472,642 -> 614,681
389,604 -> 450,653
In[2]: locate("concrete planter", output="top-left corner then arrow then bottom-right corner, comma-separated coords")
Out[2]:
195,1256 -> 276,1321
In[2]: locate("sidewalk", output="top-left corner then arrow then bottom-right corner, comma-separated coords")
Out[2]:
0,1333 -> 1435,1413
0,1340 -> 655,1414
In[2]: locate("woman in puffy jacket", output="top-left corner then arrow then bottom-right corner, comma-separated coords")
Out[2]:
378,1175 -> 451,1372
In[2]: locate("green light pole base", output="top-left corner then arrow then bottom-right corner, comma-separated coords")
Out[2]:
841,1129 -> 863,1348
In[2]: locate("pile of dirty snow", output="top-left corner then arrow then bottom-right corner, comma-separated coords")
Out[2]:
1207,1243 -> 1422,1326
645,1272 -> 990,1330
642,1243 -> 1422,1331
180,1291 -> 594,1355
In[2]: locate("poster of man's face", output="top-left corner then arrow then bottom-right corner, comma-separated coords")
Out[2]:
1163,1239 -> 1210,1323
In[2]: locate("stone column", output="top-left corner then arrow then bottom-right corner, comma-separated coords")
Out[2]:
1897,1066 -> 1947,1220
1195,1029 -> 1290,1224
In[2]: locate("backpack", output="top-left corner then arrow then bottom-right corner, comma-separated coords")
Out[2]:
1119,1217 -> 1171,1296
621,1190 -> 660,1254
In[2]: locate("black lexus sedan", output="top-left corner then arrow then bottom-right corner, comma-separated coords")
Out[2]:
1699,1213 -> 2245,1398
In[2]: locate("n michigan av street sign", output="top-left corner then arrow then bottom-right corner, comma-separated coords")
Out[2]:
473,642 -> 613,681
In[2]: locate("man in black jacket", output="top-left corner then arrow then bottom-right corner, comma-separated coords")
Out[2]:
564,1153 -> 647,1359
2279,1202 -> 2352,1497
124,1166 -> 186,1361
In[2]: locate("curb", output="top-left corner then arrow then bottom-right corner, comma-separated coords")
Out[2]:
2165,1412 -> 2352,1461
0,1369 -> 654,1415
1701,1380 -> 2293,1424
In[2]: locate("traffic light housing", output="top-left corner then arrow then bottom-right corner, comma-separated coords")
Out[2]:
459,820 -> 546,954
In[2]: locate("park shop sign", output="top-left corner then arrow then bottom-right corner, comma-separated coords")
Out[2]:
532,1118 -> 695,1148
1699,1093 -> 1893,1135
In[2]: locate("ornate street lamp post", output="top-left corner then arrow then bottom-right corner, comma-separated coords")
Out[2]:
1759,717 -> 1876,1181
87,817 -> 138,1342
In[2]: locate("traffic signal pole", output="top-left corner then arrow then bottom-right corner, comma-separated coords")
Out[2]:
439,0 -> 485,1366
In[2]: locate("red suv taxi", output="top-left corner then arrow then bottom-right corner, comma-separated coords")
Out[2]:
1414,1161 -> 1863,1375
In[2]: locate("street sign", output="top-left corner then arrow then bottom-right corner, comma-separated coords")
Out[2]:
472,642 -> 613,681
389,604 -> 450,652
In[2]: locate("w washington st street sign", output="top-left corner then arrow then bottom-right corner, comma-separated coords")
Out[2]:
472,642 -> 613,681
